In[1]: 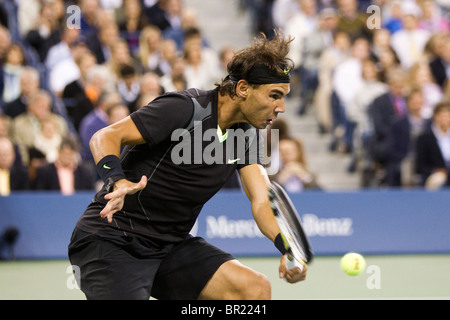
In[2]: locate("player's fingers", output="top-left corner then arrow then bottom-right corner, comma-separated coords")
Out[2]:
107,211 -> 114,223
286,264 -> 307,283
138,175 -> 147,188
279,255 -> 287,278
131,175 -> 147,193
104,188 -> 125,200
100,197 -> 122,221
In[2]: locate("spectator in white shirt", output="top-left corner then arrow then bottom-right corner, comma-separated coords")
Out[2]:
390,11 -> 430,70
45,27 -> 81,72
331,36 -> 371,153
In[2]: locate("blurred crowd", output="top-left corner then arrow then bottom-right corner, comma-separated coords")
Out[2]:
0,0 -> 449,196
248,0 -> 450,191
0,0 -> 234,195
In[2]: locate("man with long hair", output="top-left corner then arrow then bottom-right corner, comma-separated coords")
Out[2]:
68,31 -> 307,300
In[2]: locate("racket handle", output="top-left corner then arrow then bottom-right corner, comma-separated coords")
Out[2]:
286,255 -> 304,272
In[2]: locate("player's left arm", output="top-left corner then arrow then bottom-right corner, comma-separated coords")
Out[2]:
238,164 -> 307,282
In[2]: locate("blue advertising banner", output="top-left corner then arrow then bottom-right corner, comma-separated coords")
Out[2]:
0,190 -> 449,259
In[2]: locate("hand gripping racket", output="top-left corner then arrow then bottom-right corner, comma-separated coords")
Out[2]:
269,182 -> 313,271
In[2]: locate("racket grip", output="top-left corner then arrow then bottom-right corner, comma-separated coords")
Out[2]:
286,256 -> 304,272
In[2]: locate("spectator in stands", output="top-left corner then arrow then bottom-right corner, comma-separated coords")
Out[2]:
444,81 -> 450,101
117,0 -> 149,57
24,0 -> 64,63
138,25 -> 167,76
376,46 -> 401,82
0,137 -> 30,195
143,0 -> 167,29
297,7 -> 337,115
156,0 -> 183,33
408,61 -> 443,120
0,1 -> 6,28
183,27 -> 219,74
390,9 -> 430,70
367,68 -> 409,186
331,36 -> 371,153
163,7 -> 210,52
45,26 -> 82,72
336,0 -> 372,41
266,118 -> 291,177
106,103 -> 130,125
34,117 -> 64,163
83,64 -> 117,105
159,56 -> 187,93
2,44 -> 27,104
0,26 -> 10,70
105,39 -> 140,85
243,0 -> 274,37
418,0 -> 450,33
382,0 -> 403,34
272,0 -> 300,30
424,33 -> 447,63
346,59 -> 388,173
17,0 -> 42,38
79,91 -> 123,164
86,16 -> 120,64
3,66 -> 40,119
17,0 -> 64,39
283,0 -> 318,77
428,34 -> 450,89
48,38 -> 91,97
370,28 -> 393,64
183,39 -> 221,90
117,63 -> 141,110
273,137 -> 320,193
415,101 -> 450,188
34,136 -> 95,194
61,51 -> 97,132
218,46 -> 235,78
314,31 -> 351,134
133,72 -> 164,111
12,90 -> 68,166
79,0 -> 101,37
386,88 -> 428,187
0,114 -> 22,167
27,146 -> 47,189
157,38 -> 177,75
0,114 -> 11,139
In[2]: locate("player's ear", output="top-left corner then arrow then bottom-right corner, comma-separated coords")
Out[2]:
236,80 -> 249,99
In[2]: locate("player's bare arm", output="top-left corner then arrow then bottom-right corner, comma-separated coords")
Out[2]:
90,116 -> 148,222
239,164 -> 307,283
90,116 -> 146,162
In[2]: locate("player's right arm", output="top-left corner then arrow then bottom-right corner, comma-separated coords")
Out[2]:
90,116 -> 148,222
92,92 -> 194,223
90,116 -> 145,162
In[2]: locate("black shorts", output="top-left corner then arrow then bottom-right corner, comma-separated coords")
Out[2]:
68,227 -> 235,300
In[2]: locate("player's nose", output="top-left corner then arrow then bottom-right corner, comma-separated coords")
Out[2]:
274,98 -> 286,114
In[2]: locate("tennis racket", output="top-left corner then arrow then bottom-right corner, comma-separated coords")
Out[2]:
269,181 -> 313,271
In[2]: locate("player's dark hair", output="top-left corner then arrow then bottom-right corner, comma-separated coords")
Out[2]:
216,30 -> 294,98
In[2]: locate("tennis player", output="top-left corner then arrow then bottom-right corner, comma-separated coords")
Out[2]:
68,30 -> 307,300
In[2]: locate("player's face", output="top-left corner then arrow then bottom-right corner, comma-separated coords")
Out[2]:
242,83 -> 290,129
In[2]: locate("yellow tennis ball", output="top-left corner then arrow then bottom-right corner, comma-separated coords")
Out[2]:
340,252 -> 366,276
